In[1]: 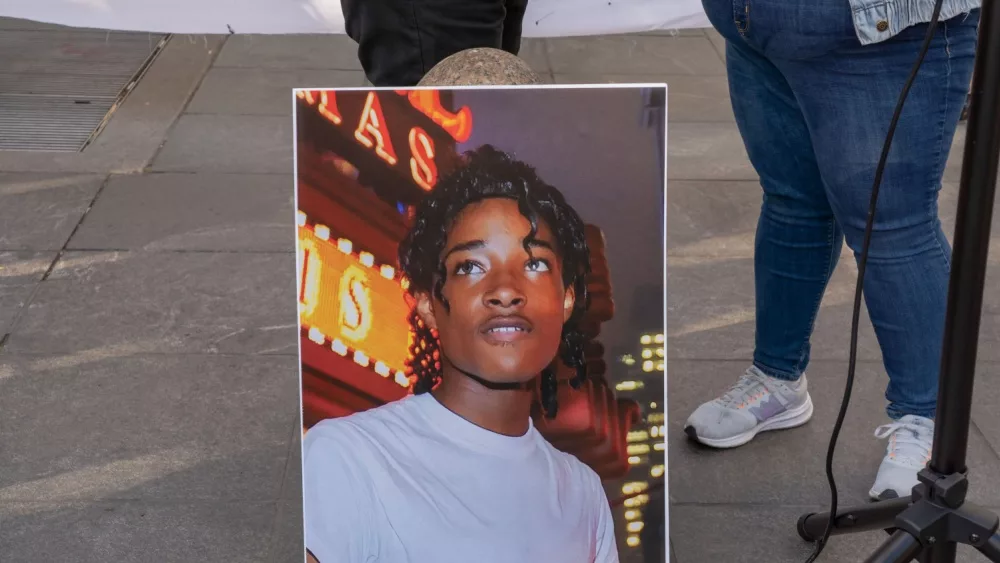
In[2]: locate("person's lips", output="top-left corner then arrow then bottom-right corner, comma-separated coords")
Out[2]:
480,315 -> 533,344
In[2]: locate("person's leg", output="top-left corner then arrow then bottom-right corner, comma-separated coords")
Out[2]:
501,0 -> 529,55
772,9 -> 979,498
341,0 -> 508,86
779,13 -> 978,421
684,1 -> 842,448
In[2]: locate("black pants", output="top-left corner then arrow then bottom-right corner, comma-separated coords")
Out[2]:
341,0 -> 529,86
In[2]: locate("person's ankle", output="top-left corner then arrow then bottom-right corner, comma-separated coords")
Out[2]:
750,363 -> 802,384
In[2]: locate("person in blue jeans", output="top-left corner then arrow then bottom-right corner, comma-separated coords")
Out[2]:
684,0 -> 981,501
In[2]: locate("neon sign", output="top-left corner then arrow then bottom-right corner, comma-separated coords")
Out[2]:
398,89 -> 473,144
338,265 -> 373,342
297,211 -> 412,387
296,89 -> 469,194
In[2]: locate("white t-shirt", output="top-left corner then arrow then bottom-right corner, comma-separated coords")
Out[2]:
302,392 -> 620,563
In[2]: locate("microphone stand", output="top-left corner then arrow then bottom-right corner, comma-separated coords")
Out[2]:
796,1 -> 1000,561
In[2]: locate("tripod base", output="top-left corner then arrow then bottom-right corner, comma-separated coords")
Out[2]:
798,469 -> 1000,562
983,533 -> 1000,560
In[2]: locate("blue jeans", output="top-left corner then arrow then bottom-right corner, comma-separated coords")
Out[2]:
701,0 -> 979,419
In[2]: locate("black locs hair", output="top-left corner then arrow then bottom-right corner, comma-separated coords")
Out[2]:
397,144 -> 591,418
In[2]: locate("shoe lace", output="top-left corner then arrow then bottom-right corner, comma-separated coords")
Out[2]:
874,420 -> 933,467
717,369 -> 767,409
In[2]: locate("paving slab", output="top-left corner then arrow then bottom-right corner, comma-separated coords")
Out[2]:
553,74 -> 733,122
669,504 -> 994,562
973,361 -> 1000,458
545,35 -> 726,76
186,67 -> 366,116
0,354 -> 298,502
515,38 -> 552,75
939,180 -> 1000,242
268,498 -> 305,563
0,173 -> 105,251
2,251 -> 297,356
705,28 -> 726,62
668,359 -> 1000,506
667,122 -> 756,180
0,500 -> 277,563
944,124 -> 966,184
215,34 -> 362,71
667,180 -> 760,257
283,427 -> 303,501
0,35 -> 223,174
666,254 -> 882,362
638,29 -> 708,37
269,425 -> 303,562
0,16 -> 78,31
69,173 -> 295,252
0,251 -> 55,336
150,114 -> 293,174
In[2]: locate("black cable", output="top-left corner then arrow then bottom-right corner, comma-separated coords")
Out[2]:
803,1 -> 947,560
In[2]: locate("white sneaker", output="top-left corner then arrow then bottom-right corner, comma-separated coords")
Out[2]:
869,415 -> 934,501
684,366 -> 814,449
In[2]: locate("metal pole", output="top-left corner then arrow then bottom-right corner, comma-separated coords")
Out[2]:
977,533 -> 1000,561
797,498 -> 910,541
929,0 -> 1000,477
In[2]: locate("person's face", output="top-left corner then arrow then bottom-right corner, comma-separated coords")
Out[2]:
416,198 -> 575,384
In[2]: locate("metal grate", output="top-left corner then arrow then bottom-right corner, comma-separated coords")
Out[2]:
0,29 -> 168,152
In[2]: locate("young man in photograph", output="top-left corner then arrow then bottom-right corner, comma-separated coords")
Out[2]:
302,145 -> 620,563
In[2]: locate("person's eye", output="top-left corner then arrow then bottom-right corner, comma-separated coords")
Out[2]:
454,261 -> 485,276
526,258 -> 551,272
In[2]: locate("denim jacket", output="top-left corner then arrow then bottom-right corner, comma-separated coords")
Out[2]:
849,0 -> 981,44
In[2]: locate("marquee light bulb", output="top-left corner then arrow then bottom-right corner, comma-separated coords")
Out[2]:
314,224 -> 331,241
394,371 -> 409,387
353,350 -> 370,367
308,328 -> 325,344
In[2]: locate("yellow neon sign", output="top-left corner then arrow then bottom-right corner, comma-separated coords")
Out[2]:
297,221 -> 412,377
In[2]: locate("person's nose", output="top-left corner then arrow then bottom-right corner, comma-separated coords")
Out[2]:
483,269 -> 526,310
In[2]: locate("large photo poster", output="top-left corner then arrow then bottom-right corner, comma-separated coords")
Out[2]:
0,0 -> 709,36
294,84 -> 668,562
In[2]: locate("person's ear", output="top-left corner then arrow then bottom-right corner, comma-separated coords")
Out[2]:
563,285 -> 576,323
416,291 -> 439,330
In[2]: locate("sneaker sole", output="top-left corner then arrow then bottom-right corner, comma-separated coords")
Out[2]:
868,489 -> 900,502
688,394 -> 815,449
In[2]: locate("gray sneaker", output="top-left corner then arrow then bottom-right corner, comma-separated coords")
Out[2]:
869,415 -> 934,501
684,366 -> 814,448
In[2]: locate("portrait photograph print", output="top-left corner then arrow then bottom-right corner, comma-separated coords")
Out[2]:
292,84 -> 667,563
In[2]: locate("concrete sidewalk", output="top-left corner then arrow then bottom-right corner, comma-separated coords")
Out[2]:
1,17 -> 998,563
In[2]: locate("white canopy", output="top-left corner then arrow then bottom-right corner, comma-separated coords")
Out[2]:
2,0 -> 710,36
